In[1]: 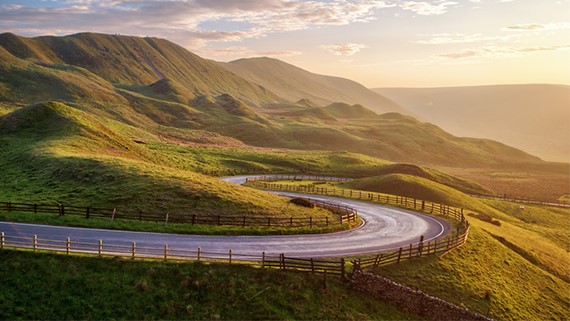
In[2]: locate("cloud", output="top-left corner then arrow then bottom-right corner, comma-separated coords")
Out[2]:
399,1 -> 458,15
0,0 -> 393,50
321,43 -> 368,55
505,22 -> 570,31
506,23 -> 545,30
415,33 -> 512,44
437,44 -> 570,60
198,46 -> 302,59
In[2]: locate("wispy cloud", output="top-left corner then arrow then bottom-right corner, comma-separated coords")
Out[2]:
199,46 -> 302,59
415,33 -> 513,44
505,22 -> 570,31
399,1 -> 458,16
0,0 -> 393,50
438,44 -> 570,60
321,43 -> 368,56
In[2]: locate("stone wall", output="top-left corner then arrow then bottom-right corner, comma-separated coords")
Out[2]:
351,271 -> 494,321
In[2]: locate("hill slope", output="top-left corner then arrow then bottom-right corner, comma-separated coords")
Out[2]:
220,57 -> 406,114
0,32 -> 279,107
374,85 -> 570,162
0,32 -> 546,168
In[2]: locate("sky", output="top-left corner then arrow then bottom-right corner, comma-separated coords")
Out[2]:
0,0 -> 569,87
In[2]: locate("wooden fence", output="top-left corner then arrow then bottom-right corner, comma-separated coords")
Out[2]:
246,176 -> 472,272
0,175 -> 472,277
469,194 -> 570,208
0,198 -> 357,228
0,232 -> 346,279
246,179 -> 466,222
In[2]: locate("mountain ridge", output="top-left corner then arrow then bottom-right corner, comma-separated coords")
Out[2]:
219,57 -> 406,114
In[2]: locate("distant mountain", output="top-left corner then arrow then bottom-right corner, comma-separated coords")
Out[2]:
219,57 -> 406,114
374,85 -> 570,163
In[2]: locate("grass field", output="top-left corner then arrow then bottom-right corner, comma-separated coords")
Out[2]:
0,249 -> 418,320
249,176 -> 570,321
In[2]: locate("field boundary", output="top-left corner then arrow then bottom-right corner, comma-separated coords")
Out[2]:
245,176 -> 471,270
469,194 -> 570,208
1,175 -> 471,279
0,198 -> 357,229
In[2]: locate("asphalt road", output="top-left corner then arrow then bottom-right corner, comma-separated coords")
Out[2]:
0,176 -> 451,258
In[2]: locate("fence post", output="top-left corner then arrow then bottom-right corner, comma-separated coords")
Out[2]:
326,217 -> 329,226
197,246 -> 201,261
280,253 -> 285,270
139,211 -> 142,221
59,203 -> 64,216
290,216 -> 293,227
267,218 -> 271,227
131,242 -> 136,259
217,215 -> 221,226
421,200 -> 425,211
418,235 -> 424,257
262,252 -> 265,268
409,244 -> 413,259
165,213 -> 169,225
33,235 -> 37,252
99,240 -> 103,257
229,249 -> 232,264
66,237 -> 70,255
340,258 -> 346,280
310,217 -> 313,228
192,214 -> 196,225
111,208 -> 116,222
34,204 -> 37,214
243,216 -> 246,227
86,207 -> 90,219
0,232 -> 3,249
373,254 -> 382,268
397,247 -> 403,263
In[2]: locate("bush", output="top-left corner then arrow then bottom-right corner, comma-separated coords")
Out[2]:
290,198 -> 315,208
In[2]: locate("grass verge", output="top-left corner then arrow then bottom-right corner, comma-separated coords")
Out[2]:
0,249 -> 419,320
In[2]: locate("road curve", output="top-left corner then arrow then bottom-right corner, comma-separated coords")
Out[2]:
0,176 -> 451,258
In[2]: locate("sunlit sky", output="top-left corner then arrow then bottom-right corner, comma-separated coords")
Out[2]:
1,0 -> 569,87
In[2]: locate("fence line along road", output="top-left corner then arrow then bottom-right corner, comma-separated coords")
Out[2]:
0,197 -> 357,229
1,175 -> 471,278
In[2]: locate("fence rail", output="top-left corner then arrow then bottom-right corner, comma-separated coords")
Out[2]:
246,180 -> 466,224
0,231 -> 346,278
245,177 -> 472,272
1,175 -> 472,277
0,197 -> 357,228
469,194 -> 570,208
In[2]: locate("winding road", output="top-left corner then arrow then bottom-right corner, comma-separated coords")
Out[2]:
0,176 -> 451,258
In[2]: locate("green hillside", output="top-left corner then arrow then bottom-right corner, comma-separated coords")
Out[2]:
0,250 -> 418,320
0,32 -> 278,107
0,32 -> 546,168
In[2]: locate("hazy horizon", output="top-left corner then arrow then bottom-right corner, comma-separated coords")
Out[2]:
1,0 -> 569,88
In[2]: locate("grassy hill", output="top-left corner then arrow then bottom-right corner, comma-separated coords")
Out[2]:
374,85 -> 570,163
0,32 -> 548,169
0,32 -> 279,107
220,57 -> 406,114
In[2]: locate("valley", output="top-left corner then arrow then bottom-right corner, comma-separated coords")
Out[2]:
0,32 -> 568,321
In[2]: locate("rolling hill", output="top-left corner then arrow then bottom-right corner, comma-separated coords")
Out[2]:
219,57 -> 406,114
0,32 -> 547,169
374,85 -> 570,163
